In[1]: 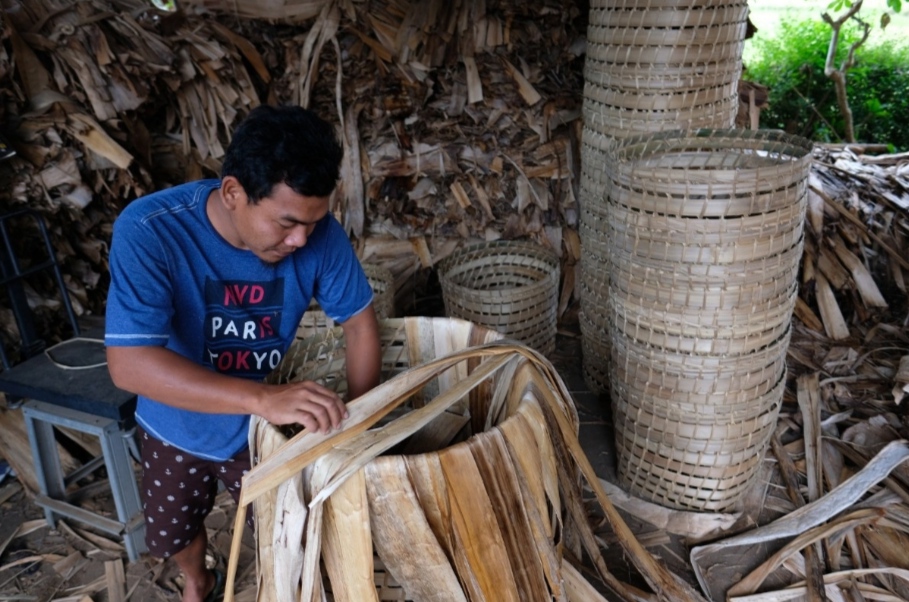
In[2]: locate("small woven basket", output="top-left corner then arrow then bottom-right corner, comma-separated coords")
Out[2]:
296,263 -> 395,340
438,240 -> 560,357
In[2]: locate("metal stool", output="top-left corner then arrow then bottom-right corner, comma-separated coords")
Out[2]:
0,208 -> 146,561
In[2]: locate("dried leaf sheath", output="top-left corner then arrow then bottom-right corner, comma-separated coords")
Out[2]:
365,457 -> 466,602
439,444 -> 522,601
470,428 -> 553,599
250,415 -> 305,602
321,469 -> 377,602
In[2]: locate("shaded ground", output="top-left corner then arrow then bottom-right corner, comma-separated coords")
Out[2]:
0,290 -> 769,601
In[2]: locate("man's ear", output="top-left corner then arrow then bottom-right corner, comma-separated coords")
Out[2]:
220,176 -> 246,210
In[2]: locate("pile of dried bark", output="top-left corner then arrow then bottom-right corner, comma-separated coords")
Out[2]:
0,0 -> 585,329
0,0 -> 268,343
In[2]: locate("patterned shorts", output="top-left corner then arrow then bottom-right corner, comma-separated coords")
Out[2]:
138,427 -> 251,558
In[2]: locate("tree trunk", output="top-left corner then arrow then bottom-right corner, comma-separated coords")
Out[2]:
822,1 -> 871,143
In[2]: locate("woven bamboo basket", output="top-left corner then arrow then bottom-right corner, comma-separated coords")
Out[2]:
607,240 -> 805,293
609,253 -> 803,309
438,240 -> 560,357
612,392 -> 780,511
223,317 -> 708,602
608,286 -> 798,354
582,128 -> 616,157
296,263 -> 395,340
579,0 -> 749,400
613,335 -> 788,416
601,129 -> 813,512
577,196 -> 610,395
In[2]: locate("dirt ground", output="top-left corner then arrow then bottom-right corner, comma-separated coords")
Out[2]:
0,323 -> 721,602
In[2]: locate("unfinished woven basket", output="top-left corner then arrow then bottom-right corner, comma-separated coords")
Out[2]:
602,128 -> 813,512
296,263 -> 395,340
438,240 -> 560,357
233,318 -> 657,602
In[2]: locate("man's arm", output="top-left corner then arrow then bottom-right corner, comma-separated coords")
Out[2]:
339,304 -> 381,400
106,346 -> 347,433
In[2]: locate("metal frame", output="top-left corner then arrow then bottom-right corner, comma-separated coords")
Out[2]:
0,208 -> 146,561
21,397 -> 147,561
0,208 -> 80,369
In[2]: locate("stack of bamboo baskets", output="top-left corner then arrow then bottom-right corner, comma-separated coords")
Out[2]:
578,0 -> 749,392
604,129 -> 813,511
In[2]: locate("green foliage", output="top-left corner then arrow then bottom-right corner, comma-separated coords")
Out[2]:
745,16 -> 909,151
827,0 -> 902,13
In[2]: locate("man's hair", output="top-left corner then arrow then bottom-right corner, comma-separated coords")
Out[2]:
221,105 -> 343,203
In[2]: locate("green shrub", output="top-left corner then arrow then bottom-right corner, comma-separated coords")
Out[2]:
745,16 -> 909,151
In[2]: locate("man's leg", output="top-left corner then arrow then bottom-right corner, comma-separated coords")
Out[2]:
214,447 -> 253,529
171,528 -> 215,602
138,427 -> 220,602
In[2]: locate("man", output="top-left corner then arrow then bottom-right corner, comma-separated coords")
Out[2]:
105,105 -> 381,602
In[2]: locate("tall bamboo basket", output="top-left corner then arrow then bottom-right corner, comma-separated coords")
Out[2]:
296,263 -> 395,339
604,129 -> 814,512
578,0 -> 749,396
583,0 -> 747,140
438,240 -> 560,357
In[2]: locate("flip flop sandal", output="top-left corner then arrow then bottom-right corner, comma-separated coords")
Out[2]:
204,568 -> 225,602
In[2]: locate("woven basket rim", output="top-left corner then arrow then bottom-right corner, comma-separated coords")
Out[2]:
438,240 -> 560,294
590,0 -> 747,9
588,5 -> 749,29
608,128 -> 814,163
606,315 -> 793,362
584,66 -> 742,91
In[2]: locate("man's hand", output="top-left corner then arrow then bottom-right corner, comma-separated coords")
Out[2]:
258,380 -> 348,433
107,346 -> 348,433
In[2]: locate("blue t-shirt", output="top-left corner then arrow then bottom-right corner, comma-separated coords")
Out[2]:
105,180 -> 372,461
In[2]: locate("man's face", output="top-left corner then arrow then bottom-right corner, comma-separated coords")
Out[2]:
232,182 -> 331,264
